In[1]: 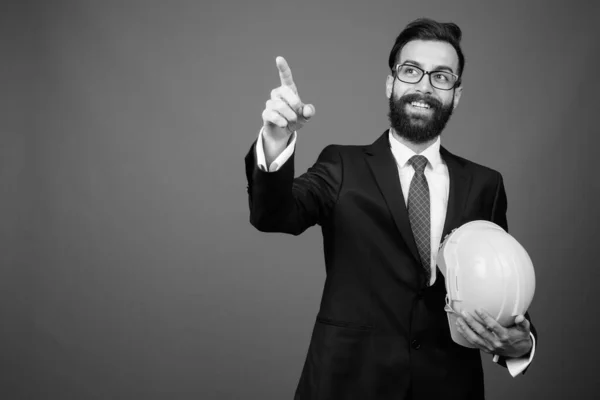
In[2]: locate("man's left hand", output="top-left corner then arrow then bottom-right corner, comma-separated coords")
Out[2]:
456,309 -> 533,358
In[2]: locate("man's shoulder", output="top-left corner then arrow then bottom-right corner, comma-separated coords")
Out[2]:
442,147 -> 503,179
324,143 -> 369,154
318,131 -> 389,157
315,142 -> 371,161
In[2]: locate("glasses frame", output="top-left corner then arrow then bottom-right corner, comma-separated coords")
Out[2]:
394,63 -> 460,91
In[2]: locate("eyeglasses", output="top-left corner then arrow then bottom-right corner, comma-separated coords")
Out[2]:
394,64 -> 459,91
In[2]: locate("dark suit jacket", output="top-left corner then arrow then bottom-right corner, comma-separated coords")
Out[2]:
245,130 -> 536,400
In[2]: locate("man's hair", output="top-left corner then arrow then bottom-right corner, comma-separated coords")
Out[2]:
388,18 -> 465,86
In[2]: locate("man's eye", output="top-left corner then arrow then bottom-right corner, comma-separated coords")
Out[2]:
401,67 -> 418,75
433,73 -> 449,82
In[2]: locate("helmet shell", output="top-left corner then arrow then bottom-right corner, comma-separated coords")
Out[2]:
437,220 -> 535,348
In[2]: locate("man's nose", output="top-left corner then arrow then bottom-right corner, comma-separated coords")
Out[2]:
414,73 -> 434,94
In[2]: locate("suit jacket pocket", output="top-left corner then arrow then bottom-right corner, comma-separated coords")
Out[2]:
316,316 -> 373,331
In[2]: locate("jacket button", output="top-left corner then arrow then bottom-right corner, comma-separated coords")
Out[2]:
411,339 -> 421,349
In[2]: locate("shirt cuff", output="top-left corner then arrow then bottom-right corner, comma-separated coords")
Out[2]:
255,127 -> 297,172
493,332 -> 536,377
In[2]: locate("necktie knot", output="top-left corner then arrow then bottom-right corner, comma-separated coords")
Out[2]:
409,155 -> 428,174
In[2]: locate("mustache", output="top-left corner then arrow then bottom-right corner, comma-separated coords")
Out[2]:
399,93 -> 443,109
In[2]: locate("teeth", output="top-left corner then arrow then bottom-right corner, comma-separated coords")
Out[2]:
411,101 -> 430,109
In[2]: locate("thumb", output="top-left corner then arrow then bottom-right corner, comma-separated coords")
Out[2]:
514,315 -> 530,331
301,104 -> 315,120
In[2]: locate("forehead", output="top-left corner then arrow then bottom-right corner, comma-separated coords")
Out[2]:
398,40 -> 459,72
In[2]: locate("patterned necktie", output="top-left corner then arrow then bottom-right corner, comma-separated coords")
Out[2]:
407,155 -> 431,285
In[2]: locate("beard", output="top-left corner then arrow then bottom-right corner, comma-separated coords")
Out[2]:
387,90 -> 454,144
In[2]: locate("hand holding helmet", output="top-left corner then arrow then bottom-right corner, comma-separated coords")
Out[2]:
455,307 -> 533,358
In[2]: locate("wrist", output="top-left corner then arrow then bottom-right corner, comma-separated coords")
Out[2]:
262,128 -> 293,166
262,125 -> 291,145
508,336 -> 533,359
524,336 -> 533,355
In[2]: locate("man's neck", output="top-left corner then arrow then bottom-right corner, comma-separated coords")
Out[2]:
390,130 -> 439,154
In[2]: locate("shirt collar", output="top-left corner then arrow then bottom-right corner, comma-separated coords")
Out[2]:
388,128 -> 443,170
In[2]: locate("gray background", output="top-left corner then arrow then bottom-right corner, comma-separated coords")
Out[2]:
1,0 -> 599,399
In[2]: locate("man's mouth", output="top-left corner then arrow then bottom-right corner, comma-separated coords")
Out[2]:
409,101 -> 431,109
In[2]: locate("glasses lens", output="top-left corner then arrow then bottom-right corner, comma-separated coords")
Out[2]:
397,65 -> 423,83
430,71 -> 456,90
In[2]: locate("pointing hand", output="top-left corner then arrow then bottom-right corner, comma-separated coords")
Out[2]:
262,56 -> 315,143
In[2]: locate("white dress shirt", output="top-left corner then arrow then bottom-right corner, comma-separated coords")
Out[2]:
255,127 -> 535,376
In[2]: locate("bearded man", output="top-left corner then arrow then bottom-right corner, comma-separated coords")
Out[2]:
244,18 -> 537,400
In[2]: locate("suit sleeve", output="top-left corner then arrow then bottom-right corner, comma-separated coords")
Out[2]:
244,141 -> 342,235
490,172 -> 538,375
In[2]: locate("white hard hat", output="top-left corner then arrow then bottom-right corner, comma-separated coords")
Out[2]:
437,220 -> 536,348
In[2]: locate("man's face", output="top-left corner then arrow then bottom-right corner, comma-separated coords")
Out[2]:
386,40 -> 463,144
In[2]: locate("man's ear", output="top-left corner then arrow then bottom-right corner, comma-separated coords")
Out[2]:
453,85 -> 463,110
386,74 -> 394,99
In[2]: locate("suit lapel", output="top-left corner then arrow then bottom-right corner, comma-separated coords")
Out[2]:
364,131 -> 421,264
440,146 -> 472,240
363,133 -> 473,264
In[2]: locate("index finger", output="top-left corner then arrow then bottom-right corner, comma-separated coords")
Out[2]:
276,56 -> 297,93
475,309 -> 506,336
